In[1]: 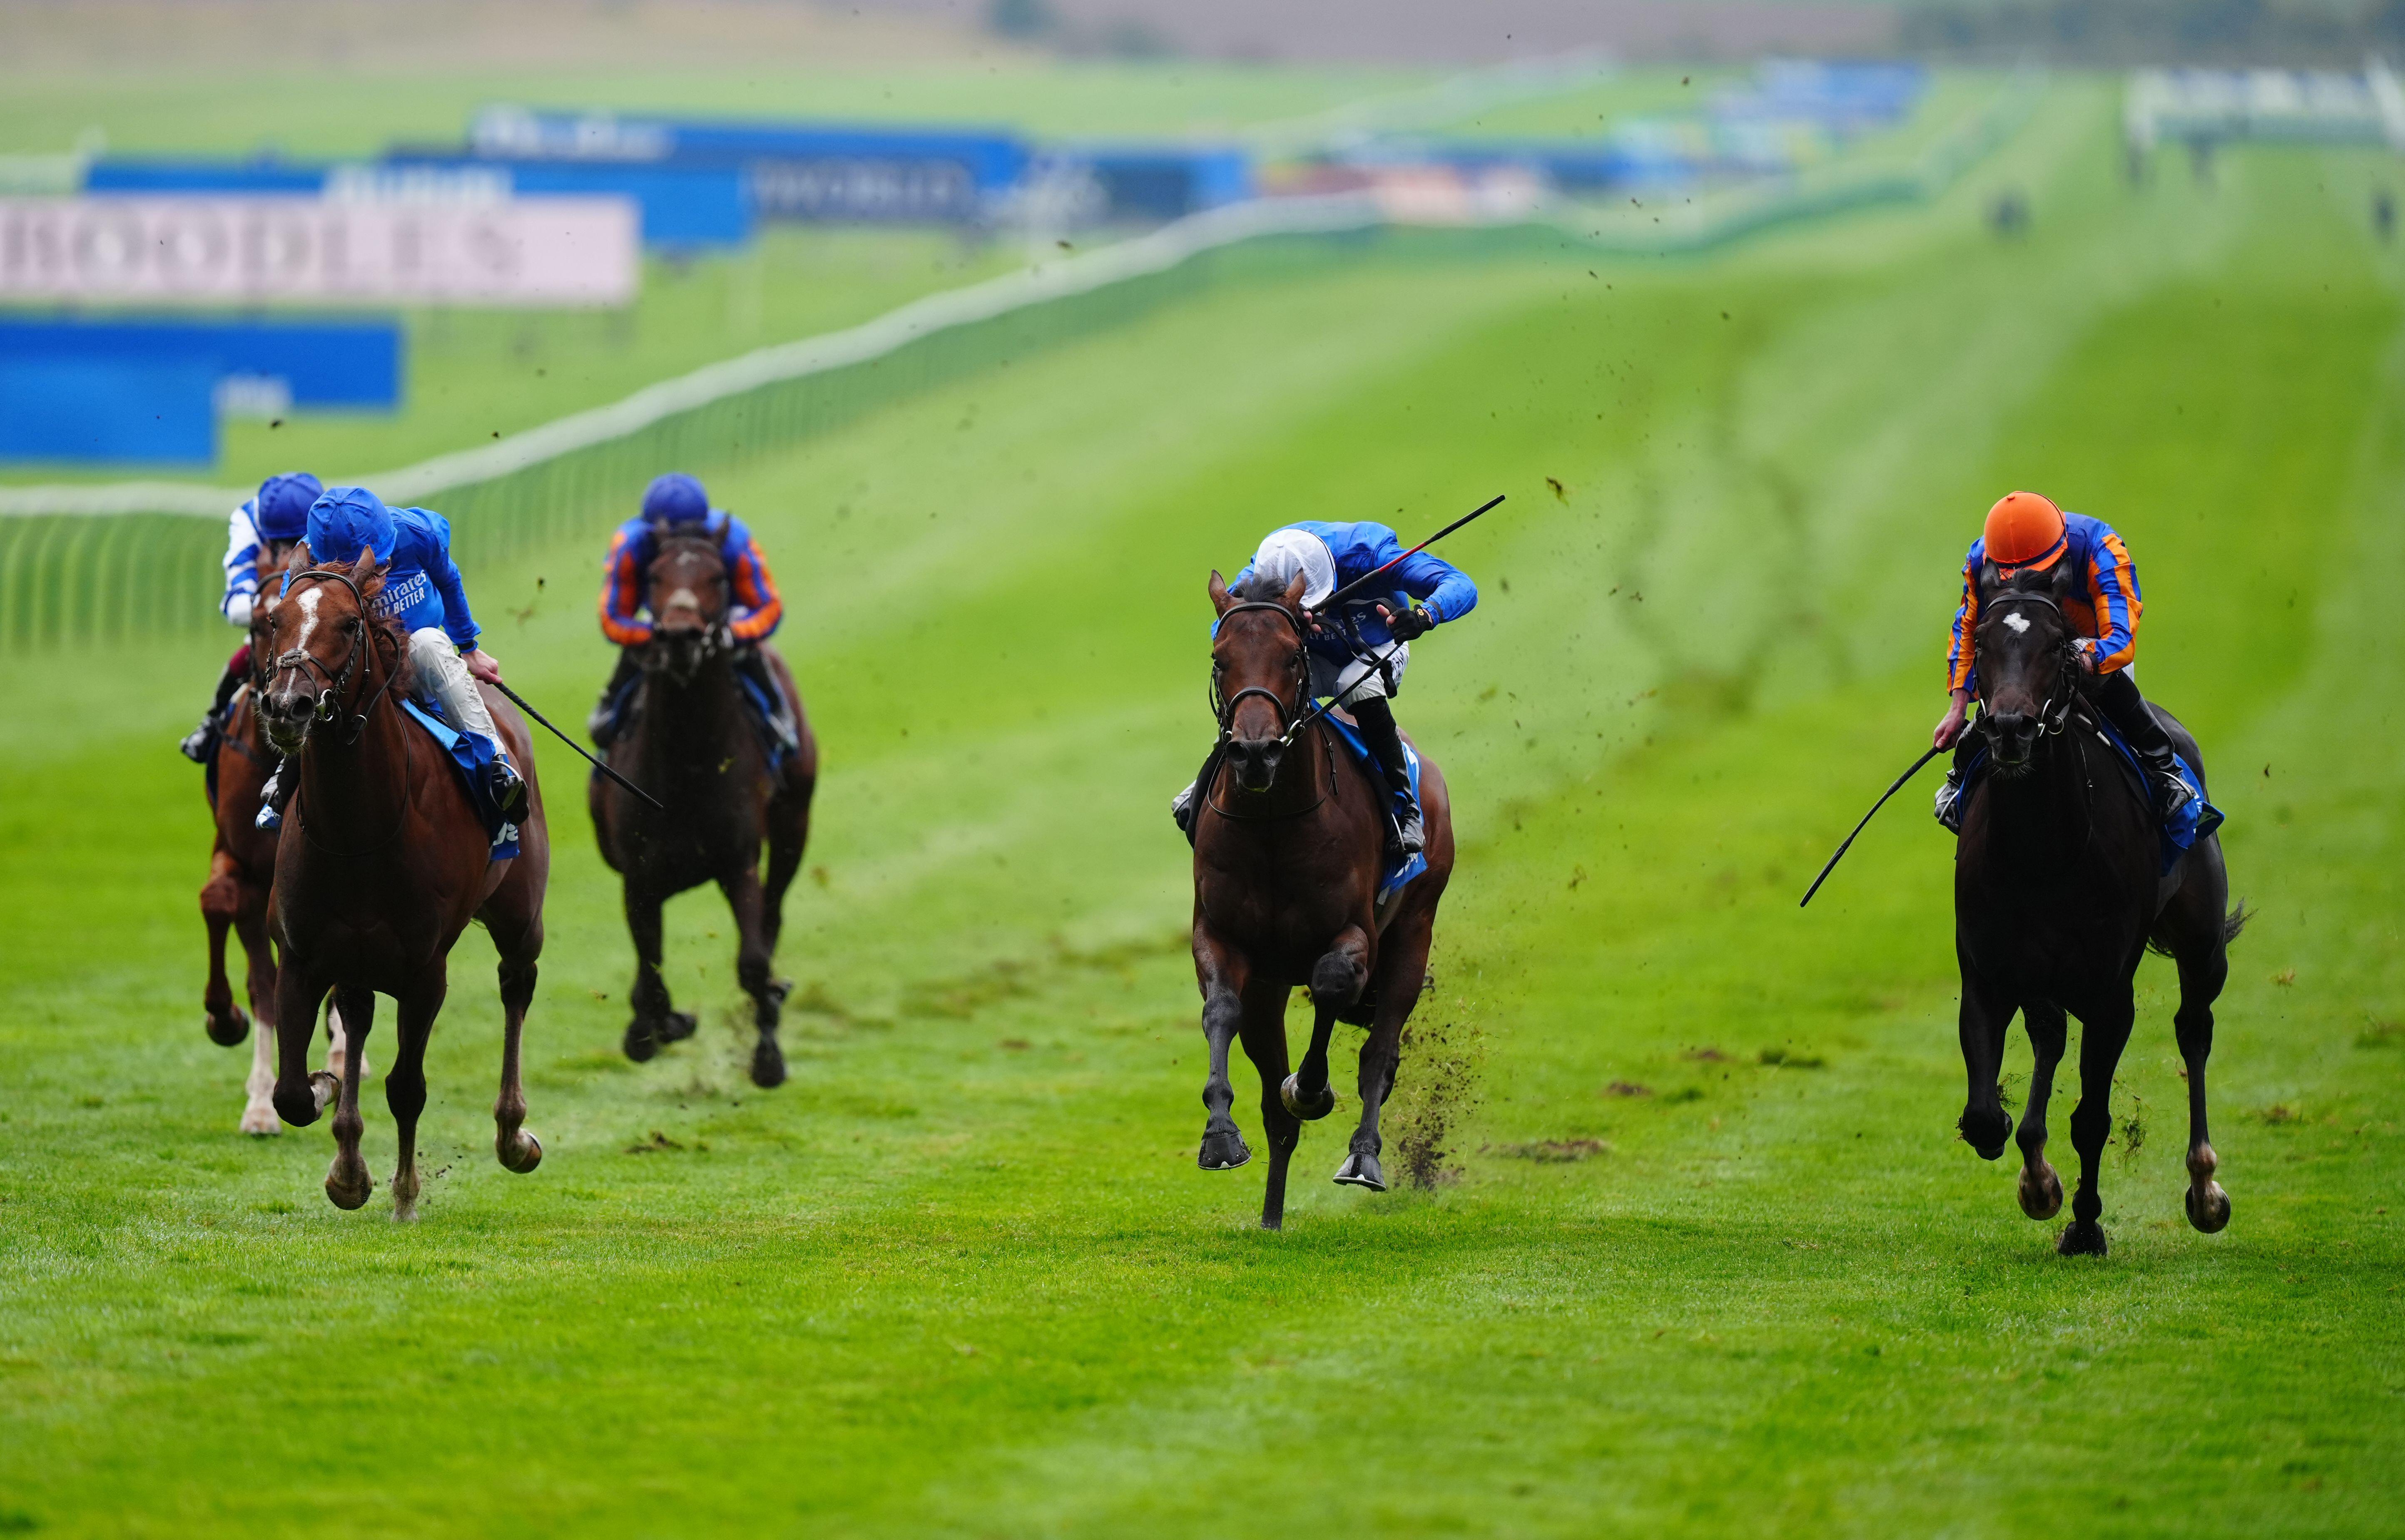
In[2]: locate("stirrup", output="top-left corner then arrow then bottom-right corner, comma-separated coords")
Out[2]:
488,757 -> 529,822
179,717 -> 217,764
2155,773 -> 2196,823
1396,805 -> 1426,857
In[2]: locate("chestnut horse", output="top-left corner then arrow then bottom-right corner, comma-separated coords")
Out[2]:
1954,563 -> 2243,1257
256,548 -> 551,1219
198,618 -> 359,1136
590,533 -> 816,1088
1192,569 -> 1455,1230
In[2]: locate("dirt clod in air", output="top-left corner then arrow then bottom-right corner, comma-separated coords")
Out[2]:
1389,1013 -> 1486,1190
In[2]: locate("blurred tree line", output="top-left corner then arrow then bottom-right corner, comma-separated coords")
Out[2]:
1902,0 -> 2405,65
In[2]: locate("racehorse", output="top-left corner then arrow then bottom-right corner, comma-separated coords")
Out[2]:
590,532 -> 816,1088
1953,562 -> 2244,1256
198,613 -> 360,1134
254,547 -> 551,1219
1192,569 -> 1455,1230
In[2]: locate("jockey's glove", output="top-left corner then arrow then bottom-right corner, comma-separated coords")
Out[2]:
1387,604 -> 1435,640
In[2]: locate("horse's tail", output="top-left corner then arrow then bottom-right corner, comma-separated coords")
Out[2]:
2222,899 -> 2251,947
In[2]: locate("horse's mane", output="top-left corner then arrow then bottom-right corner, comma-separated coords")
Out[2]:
278,543 -> 417,697
1230,568 -> 1302,605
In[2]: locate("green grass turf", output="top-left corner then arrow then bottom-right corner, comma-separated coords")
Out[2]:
3,78 -> 2403,1533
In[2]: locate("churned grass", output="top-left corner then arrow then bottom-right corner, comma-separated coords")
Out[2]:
1,80 -> 2402,1535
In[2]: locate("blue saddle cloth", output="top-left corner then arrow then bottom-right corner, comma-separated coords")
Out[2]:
1320,714 -> 1428,905
1955,715 -> 2222,876
401,699 -> 520,860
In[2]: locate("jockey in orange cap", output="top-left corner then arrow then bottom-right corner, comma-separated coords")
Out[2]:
1933,490 -> 2198,825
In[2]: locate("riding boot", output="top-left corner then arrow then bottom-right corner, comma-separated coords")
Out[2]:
408,627 -> 527,825
1349,697 -> 1423,857
255,758 -> 296,831
2089,667 -> 2196,822
588,649 -> 642,748
179,662 -> 246,763
1172,742 -> 1225,846
1934,727 -> 1979,833
732,645 -> 802,767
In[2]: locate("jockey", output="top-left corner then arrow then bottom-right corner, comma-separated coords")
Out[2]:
1174,520 -> 1478,856
1934,490 -> 2196,825
588,471 -> 798,761
263,487 -> 527,824
178,471 -> 322,762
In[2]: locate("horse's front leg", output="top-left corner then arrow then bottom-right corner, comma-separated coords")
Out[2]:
2014,1002 -> 2068,1220
201,853 -> 249,1048
229,866 -> 282,1134
323,985 -> 377,1211
386,981 -> 443,1222
270,959 -> 338,1129
1193,921 -> 1252,1172
1284,925 -> 1369,1122
620,880 -> 688,1062
720,864 -> 786,1089
2060,989 -> 2137,1257
1236,977 -> 1299,1230
1955,947 -> 2015,1161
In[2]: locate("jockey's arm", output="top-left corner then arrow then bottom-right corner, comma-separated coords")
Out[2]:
1936,547 -> 1981,749
597,528 -> 655,647
724,534 -> 784,644
417,513 -> 495,678
2078,526 -> 2141,675
219,500 -> 264,627
1389,548 -> 1477,627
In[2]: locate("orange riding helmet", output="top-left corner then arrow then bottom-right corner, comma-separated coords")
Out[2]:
1983,490 -> 2068,571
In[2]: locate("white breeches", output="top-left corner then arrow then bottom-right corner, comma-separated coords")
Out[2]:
408,628 -> 503,749
1309,642 -> 1407,707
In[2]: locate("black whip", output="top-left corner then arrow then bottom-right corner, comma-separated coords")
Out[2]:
1798,743 -> 1945,908
487,677 -> 665,811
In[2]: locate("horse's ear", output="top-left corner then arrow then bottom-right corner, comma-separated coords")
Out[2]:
1281,570 -> 1309,613
349,547 -> 385,605
2048,556 -> 2078,599
1208,570 -> 1232,615
285,540 -> 312,575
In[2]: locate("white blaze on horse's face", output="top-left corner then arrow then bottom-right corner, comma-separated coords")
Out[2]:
294,586 -> 324,651
2002,611 -> 2030,635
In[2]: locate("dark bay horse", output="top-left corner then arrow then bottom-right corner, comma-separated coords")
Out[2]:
1954,562 -> 2243,1256
590,533 -> 816,1088
199,620 -> 359,1134
1192,569 -> 1455,1230
256,548 -> 551,1219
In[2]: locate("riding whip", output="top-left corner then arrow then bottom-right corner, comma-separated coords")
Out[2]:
486,677 -> 666,811
1320,493 -> 1506,611
1797,743 -> 1946,908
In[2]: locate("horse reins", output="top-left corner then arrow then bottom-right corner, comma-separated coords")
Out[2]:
1206,600 -> 1336,822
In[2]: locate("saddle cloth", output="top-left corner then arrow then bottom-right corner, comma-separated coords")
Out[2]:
401,698 -> 520,860
1320,713 -> 1428,906
1954,713 -> 2222,876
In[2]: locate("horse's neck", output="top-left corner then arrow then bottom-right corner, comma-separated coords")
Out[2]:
1984,735 -> 2091,873
297,654 -> 410,841
636,659 -> 745,777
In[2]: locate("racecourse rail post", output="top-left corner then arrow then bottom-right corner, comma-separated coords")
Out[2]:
487,677 -> 666,812
1798,743 -> 1946,908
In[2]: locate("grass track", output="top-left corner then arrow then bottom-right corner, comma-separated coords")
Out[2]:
2,80 -> 2403,1534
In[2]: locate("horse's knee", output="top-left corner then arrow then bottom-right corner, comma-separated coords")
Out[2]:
1202,990 -> 1242,1041
1312,951 -> 1365,1007
2069,1100 -> 2113,1152
273,1080 -> 320,1128
200,872 -> 240,922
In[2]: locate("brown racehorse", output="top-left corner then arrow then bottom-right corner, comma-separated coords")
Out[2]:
255,547 -> 551,1219
591,533 -> 816,1088
1192,569 -> 1456,1230
198,617 -> 360,1136
1953,563 -> 2244,1257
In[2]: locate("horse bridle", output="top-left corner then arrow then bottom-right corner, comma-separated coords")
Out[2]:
272,568 -> 400,746
1210,601 -> 1311,744
643,538 -> 732,683
1975,589 -> 2077,740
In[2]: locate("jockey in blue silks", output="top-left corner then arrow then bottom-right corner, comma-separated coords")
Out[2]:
259,486 -> 527,824
1174,520 -> 1478,856
179,471 -> 322,763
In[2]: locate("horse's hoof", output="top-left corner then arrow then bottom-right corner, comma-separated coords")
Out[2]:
308,1071 -> 340,1113
324,1162 -> 373,1211
205,1008 -> 249,1048
2056,1220 -> 2109,1257
1970,1139 -> 2007,1162
392,1195 -> 420,1224
750,1039 -> 787,1089
622,1019 -> 658,1062
1333,1151 -> 1387,1191
239,1103 -> 282,1137
660,1011 -> 699,1045
1198,1128 -> 1251,1171
1280,1072 -> 1337,1121
2017,1161 -> 2064,1220
2185,1180 -> 2231,1234
498,1129 -> 543,1174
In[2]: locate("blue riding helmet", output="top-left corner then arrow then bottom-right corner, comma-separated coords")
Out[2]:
641,472 -> 710,526
254,472 -> 324,542
304,486 -> 398,567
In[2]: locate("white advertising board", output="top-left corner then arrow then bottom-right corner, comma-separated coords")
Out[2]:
0,196 -> 639,305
